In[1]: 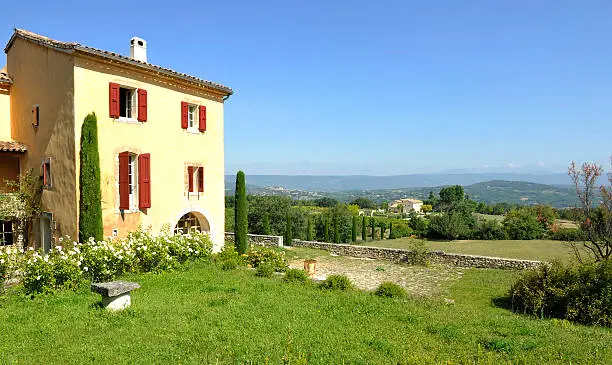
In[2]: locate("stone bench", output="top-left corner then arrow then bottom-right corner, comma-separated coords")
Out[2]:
91,281 -> 140,311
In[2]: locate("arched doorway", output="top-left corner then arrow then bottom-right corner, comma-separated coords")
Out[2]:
174,212 -> 210,235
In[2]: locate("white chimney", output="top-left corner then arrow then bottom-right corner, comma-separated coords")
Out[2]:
130,37 -> 147,62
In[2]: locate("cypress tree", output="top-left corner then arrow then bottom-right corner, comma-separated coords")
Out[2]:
306,216 -> 312,241
389,222 -> 395,239
324,217 -> 330,242
351,215 -> 357,243
234,171 -> 248,254
285,213 -> 293,245
262,214 -> 271,235
362,216 -> 367,242
371,218 -> 375,239
79,113 -> 103,242
380,222 -> 385,239
333,213 -> 340,244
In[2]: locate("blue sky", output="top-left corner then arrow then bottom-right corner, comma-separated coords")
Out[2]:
2,1 -> 611,175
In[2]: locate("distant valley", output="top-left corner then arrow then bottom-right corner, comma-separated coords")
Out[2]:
224,174 -> 579,208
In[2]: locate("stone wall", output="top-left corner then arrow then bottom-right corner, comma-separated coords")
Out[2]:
224,232 -> 283,247
291,240 -> 541,270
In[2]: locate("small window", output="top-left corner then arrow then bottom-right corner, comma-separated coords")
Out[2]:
188,105 -> 198,129
0,221 -> 13,246
187,166 -> 204,193
32,105 -> 40,127
42,158 -> 52,189
174,213 -> 201,234
119,87 -> 136,118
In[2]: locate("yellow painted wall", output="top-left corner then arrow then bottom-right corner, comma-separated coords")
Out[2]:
7,38 -> 78,242
74,57 -> 226,249
0,89 -> 10,139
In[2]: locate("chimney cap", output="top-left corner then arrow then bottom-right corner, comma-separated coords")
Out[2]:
130,37 -> 147,47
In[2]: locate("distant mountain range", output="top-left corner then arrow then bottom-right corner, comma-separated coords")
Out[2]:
224,173 -> 570,192
224,174 -> 579,208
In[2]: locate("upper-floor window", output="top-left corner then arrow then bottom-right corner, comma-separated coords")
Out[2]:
188,105 -> 198,130
187,166 -> 204,194
109,83 -> 147,122
120,87 -> 136,118
181,102 -> 206,133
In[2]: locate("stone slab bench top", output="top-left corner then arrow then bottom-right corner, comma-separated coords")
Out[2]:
91,281 -> 140,297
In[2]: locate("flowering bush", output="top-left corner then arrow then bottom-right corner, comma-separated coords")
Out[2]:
8,229 -> 214,295
1,247 -> 21,286
215,243 -> 243,270
245,245 -> 287,272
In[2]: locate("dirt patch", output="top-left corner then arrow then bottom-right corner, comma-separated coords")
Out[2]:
287,247 -> 463,296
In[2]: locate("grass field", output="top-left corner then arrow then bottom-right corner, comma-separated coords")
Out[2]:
1,261 -> 610,364
361,238 -> 580,263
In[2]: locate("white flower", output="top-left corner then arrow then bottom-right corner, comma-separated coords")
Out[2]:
36,275 -> 41,280
83,266 -> 88,272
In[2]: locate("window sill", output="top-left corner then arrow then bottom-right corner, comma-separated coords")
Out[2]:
118,208 -> 141,214
186,128 -> 202,134
115,117 -> 140,124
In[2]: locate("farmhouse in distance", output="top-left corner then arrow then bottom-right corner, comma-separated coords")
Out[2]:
388,198 -> 423,214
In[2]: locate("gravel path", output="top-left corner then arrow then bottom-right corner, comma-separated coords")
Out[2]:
287,248 -> 463,296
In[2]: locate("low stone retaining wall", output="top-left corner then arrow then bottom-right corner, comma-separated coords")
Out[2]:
291,240 -> 541,270
224,232 -> 283,247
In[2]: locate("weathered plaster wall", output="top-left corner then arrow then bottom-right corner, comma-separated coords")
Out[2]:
7,38 -> 77,242
0,155 -> 19,192
74,57 -> 226,249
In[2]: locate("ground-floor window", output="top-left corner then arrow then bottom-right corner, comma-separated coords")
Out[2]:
174,213 -> 201,234
0,220 -> 13,246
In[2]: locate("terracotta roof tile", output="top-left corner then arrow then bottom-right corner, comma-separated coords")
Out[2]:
6,29 -> 232,96
0,140 -> 27,152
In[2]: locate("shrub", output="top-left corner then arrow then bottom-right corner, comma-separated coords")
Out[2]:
509,261 -> 612,326
503,208 -> 547,240
245,245 -> 287,272
551,228 -> 586,242
255,264 -> 274,277
319,274 -> 352,291
283,268 -> 309,284
407,240 -> 429,266
220,258 -> 238,271
216,243 -> 243,270
374,282 -> 406,298
475,219 -> 508,240
0,247 -> 19,285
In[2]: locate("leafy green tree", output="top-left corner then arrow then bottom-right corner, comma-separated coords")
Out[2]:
503,208 -> 546,240
324,216 -> 330,242
408,212 -> 428,236
261,214 -> 271,235
428,211 -> 475,240
234,171 -> 248,254
362,216 -> 367,242
285,213 -> 293,245
350,197 -> 376,209
247,196 -> 291,236
351,215 -> 357,242
79,113 -> 103,242
439,185 -> 465,205
315,197 -> 338,207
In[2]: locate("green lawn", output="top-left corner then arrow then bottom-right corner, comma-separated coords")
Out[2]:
1,261 -> 610,363
364,238 -> 579,262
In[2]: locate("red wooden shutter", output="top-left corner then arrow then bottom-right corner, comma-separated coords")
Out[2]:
42,162 -> 47,186
187,166 -> 194,192
181,102 -> 188,129
109,83 -> 120,118
198,105 -> 207,132
137,89 -> 147,122
197,167 -> 204,192
138,153 -> 151,208
119,152 -> 130,210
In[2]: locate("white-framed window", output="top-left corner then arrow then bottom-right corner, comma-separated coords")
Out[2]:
120,87 -> 137,119
188,105 -> 198,130
0,221 -> 13,246
128,154 -> 138,209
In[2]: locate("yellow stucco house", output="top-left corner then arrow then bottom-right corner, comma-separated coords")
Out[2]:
0,29 -> 232,251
